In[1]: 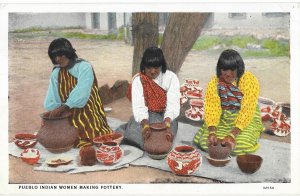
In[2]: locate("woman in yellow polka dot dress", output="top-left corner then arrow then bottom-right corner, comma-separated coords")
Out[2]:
193,49 -> 264,155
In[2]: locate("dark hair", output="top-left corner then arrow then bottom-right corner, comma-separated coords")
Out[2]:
48,38 -> 78,65
216,49 -> 245,79
140,46 -> 167,73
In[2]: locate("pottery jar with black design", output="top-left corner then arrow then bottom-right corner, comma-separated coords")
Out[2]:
143,122 -> 174,160
96,141 -> 124,165
37,111 -> 78,153
167,145 -> 202,175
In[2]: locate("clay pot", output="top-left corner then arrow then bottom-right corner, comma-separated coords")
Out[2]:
96,141 -> 123,165
189,99 -> 204,107
14,133 -> 37,149
93,132 -> 124,147
37,111 -> 78,153
20,148 -> 40,165
208,139 -> 231,160
79,146 -> 97,166
143,122 -> 174,160
206,155 -> 231,167
167,145 -> 202,175
237,154 -> 263,174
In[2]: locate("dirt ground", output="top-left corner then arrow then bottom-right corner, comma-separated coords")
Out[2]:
8,34 -> 290,184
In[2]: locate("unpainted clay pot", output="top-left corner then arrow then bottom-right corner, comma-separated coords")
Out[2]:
208,139 -> 231,160
79,145 -> 97,166
37,111 -> 78,153
143,122 -> 174,159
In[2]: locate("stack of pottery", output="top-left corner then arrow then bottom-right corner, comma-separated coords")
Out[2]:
167,145 -> 202,175
96,141 -> 124,165
143,122 -> 174,160
206,139 -> 231,167
37,111 -> 78,153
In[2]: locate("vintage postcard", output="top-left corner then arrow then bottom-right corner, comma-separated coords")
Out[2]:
1,1 -> 300,195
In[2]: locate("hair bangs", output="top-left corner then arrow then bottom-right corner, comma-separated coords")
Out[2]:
140,46 -> 167,73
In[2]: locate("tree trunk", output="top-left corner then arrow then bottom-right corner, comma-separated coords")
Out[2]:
161,13 -> 210,74
131,13 -> 159,76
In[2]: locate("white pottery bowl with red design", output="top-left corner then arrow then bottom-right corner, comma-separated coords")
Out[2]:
96,141 -> 123,165
20,148 -> 40,165
14,133 -> 37,149
167,145 -> 202,175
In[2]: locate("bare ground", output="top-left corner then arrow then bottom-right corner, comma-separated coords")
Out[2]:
8,35 -> 290,183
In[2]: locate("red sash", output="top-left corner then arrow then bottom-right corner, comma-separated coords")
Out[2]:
127,73 -> 167,113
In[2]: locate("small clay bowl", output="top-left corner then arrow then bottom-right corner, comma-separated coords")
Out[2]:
208,140 -> 231,160
93,132 -> 124,147
206,155 -> 231,167
236,154 -> 263,174
14,133 -> 37,149
20,148 -> 40,165
46,156 -> 73,167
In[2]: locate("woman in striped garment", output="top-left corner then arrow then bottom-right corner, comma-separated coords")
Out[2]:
193,49 -> 264,155
44,38 -> 113,148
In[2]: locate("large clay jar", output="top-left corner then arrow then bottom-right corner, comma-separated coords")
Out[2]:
208,139 -> 231,160
37,111 -> 78,153
96,141 -> 124,165
143,122 -> 174,160
167,145 -> 202,175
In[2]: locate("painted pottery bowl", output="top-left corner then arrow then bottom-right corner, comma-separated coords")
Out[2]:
206,155 -> 231,167
189,99 -> 204,107
167,145 -> 202,175
96,141 -> 124,165
236,154 -> 263,174
277,102 -> 290,117
20,148 -> 40,165
14,133 -> 37,149
46,156 -> 73,167
93,132 -> 124,147
208,140 -> 231,160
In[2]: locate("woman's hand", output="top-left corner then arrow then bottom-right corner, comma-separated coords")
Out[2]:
49,104 -> 69,118
164,117 -> 171,128
207,126 -> 218,146
208,133 -> 218,146
222,126 -> 241,149
221,135 -> 236,150
141,119 -> 151,140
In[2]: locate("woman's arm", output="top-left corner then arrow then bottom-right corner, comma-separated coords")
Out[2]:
65,61 -> 94,108
44,68 -> 62,111
131,76 -> 149,123
204,76 -> 222,127
164,71 -> 180,121
234,71 -> 260,130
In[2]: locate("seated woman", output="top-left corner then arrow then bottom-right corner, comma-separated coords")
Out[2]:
44,38 -> 113,148
119,46 -> 180,150
193,49 -> 264,155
